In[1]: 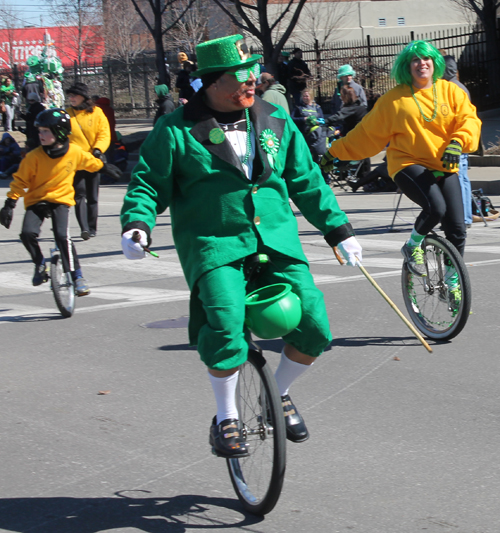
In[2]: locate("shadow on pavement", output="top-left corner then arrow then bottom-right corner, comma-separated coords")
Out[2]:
331,335 -> 430,348
0,491 -> 264,532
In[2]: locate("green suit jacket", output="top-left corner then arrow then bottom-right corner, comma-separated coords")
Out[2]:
121,93 -> 354,290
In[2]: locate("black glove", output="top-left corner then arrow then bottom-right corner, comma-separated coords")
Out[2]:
101,163 -> 123,181
0,197 -> 17,229
93,148 -> 103,159
319,150 -> 336,174
441,140 -> 462,171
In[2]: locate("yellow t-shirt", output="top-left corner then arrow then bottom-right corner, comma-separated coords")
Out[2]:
8,144 -> 104,208
66,105 -> 111,153
329,79 -> 482,178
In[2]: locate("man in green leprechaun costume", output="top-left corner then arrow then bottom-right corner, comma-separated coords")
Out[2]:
121,34 -> 362,458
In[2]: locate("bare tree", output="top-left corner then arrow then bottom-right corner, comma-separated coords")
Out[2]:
293,0 -> 356,48
46,0 -> 103,72
103,1 -> 147,106
211,0 -> 309,74
129,0 -> 197,86
167,0 -> 211,57
0,1 -> 18,70
447,0 -> 500,71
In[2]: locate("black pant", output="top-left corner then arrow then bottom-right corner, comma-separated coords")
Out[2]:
394,165 -> 466,257
74,170 -> 99,234
20,202 -> 80,273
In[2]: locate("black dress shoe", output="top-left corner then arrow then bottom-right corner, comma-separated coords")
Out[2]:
281,395 -> 309,443
209,417 -> 250,458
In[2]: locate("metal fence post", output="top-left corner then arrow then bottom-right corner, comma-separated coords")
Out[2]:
143,55 -> 150,119
314,39 -> 322,104
106,61 -> 114,108
366,34 -> 374,92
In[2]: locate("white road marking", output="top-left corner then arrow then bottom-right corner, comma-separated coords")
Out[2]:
0,288 -> 190,321
83,257 -> 184,276
0,271 -> 51,292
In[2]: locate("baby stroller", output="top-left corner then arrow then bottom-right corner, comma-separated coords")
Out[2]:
325,135 -> 365,191
304,119 -> 337,185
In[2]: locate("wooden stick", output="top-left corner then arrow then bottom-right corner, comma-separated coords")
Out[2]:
333,247 -> 433,353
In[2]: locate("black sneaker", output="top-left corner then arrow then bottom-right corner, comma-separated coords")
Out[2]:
32,263 -> 49,286
401,242 -> 427,277
81,230 -> 90,240
209,417 -> 249,458
281,394 -> 309,443
74,277 -> 90,296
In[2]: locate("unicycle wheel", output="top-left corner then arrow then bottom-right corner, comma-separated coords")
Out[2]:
226,346 -> 286,515
401,234 -> 471,341
50,254 -> 75,318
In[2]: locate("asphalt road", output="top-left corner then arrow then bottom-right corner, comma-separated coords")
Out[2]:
1,183 -> 500,533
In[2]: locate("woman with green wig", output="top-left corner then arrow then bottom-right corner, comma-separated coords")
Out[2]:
321,40 -> 481,295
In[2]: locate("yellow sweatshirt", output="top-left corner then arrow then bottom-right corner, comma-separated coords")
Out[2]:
329,79 -> 481,178
7,144 -> 104,208
66,105 -> 111,153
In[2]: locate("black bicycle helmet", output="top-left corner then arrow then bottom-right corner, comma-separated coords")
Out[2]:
34,108 -> 72,143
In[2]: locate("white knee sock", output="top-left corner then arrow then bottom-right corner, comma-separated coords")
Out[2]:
274,349 -> 312,397
208,371 -> 239,424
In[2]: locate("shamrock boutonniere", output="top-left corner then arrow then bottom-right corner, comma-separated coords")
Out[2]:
259,129 -> 280,169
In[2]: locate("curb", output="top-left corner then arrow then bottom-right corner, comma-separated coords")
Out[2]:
469,180 -> 500,196
469,155 -> 500,167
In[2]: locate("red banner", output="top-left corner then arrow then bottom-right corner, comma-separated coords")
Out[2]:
0,26 -> 105,69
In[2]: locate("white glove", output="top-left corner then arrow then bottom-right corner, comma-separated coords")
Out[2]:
337,236 -> 362,266
121,229 -> 147,260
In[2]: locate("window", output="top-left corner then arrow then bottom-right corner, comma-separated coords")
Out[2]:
378,18 -> 387,27
398,17 -> 406,26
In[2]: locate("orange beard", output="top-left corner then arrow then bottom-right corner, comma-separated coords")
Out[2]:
229,85 -> 255,108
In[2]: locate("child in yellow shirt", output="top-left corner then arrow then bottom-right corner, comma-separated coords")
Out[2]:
0,108 -> 121,294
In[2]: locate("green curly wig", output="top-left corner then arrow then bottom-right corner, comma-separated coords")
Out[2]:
391,40 -> 445,86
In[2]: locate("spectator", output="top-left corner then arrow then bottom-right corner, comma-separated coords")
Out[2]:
19,93 -> 45,152
276,51 -> 290,93
1,78 -> 18,132
153,84 -> 175,125
52,73 -> 65,108
442,55 -> 473,227
0,132 -> 21,178
291,89 -> 324,134
256,72 -> 290,114
331,64 -> 367,115
292,90 -> 330,180
95,96 -> 118,144
176,59 -> 195,103
66,82 -> 111,240
22,71 -> 45,104
287,48 -> 312,106
326,86 -> 371,181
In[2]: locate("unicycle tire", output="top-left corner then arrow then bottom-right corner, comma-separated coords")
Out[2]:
226,346 -> 287,515
50,254 -> 75,318
401,234 -> 471,341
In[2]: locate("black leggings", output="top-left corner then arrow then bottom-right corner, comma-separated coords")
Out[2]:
20,202 -> 80,273
394,165 -> 466,257
74,170 -> 99,234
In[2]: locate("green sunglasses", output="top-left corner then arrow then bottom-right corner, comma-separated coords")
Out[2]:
227,63 -> 260,82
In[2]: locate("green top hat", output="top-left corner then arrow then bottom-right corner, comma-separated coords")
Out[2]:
337,64 -> 356,79
193,34 -> 262,77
